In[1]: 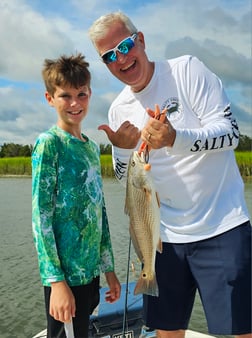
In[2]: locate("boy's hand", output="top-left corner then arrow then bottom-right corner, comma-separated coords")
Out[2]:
50,281 -> 76,323
104,271 -> 121,303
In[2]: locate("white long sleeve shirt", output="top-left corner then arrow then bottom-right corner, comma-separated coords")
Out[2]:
108,55 -> 249,243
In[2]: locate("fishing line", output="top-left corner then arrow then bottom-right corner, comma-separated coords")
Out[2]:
122,237 -> 132,338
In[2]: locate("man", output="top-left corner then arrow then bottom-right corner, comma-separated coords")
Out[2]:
89,12 -> 251,338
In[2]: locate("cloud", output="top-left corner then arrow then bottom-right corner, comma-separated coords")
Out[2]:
165,37 -> 251,85
0,83 -> 56,144
163,36 -> 252,135
0,0 -> 76,82
233,103 -> 252,138
0,0 -> 251,146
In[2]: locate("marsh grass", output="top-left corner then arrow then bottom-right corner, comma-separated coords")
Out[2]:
235,151 -> 252,177
0,155 -> 114,177
100,154 -> 114,177
0,152 -> 251,178
0,157 -> 32,176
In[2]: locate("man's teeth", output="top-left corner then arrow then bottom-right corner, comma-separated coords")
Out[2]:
121,61 -> 135,71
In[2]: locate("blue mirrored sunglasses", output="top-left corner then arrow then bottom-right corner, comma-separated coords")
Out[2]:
101,33 -> 137,64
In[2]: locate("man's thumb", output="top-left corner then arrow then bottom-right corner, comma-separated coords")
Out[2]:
98,124 -> 114,140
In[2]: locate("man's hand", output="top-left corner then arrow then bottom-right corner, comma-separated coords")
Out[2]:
98,121 -> 141,149
141,106 -> 176,148
50,281 -> 76,323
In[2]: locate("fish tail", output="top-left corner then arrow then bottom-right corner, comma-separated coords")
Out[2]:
134,273 -> 159,297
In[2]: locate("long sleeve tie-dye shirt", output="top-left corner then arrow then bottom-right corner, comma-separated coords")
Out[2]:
32,125 -> 114,286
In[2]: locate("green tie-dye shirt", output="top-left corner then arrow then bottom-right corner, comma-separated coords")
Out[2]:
32,125 -> 114,286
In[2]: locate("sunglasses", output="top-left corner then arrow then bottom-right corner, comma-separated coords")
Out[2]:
101,33 -> 138,64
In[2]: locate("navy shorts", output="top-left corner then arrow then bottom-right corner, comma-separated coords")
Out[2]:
143,222 -> 252,335
44,276 -> 100,338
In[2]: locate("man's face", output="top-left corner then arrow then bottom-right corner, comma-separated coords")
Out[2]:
95,22 -> 153,92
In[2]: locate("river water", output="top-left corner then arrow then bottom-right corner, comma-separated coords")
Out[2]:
0,177 -> 251,338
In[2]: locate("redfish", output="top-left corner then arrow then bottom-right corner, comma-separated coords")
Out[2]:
125,151 -> 162,296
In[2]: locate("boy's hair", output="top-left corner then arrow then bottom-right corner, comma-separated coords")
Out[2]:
42,53 -> 91,96
88,11 -> 138,48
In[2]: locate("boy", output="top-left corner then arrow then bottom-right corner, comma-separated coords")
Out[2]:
32,53 -> 121,338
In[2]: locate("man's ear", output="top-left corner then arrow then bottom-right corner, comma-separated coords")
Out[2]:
45,91 -> 54,106
136,31 -> 145,49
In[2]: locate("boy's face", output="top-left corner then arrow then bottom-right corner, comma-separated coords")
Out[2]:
45,84 -> 91,128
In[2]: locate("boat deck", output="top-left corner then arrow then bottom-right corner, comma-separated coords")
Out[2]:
32,282 -> 215,338
33,328 -> 215,338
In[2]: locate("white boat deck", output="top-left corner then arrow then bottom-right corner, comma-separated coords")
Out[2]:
186,331 -> 216,338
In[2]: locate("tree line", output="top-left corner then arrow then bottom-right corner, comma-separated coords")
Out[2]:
0,134 -> 251,158
0,142 -> 112,157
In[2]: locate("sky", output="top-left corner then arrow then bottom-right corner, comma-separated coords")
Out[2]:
0,0 -> 251,146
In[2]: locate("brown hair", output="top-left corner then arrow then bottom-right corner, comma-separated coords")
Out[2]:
42,53 -> 91,96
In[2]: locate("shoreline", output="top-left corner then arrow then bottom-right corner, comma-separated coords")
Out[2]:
0,152 -> 251,178
0,174 -> 251,182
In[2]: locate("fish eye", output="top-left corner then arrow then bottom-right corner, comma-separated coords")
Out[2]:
131,160 -> 136,167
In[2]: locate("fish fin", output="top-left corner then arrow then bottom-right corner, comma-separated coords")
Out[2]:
134,272 -> 159,297
129,226 -> 144,262
124,201 -> 129,216
155,191 -> 160,208
144,188 -> 152,203
156,238 -> 162,253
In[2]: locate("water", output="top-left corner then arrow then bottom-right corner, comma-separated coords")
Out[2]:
0,177 -> 251,338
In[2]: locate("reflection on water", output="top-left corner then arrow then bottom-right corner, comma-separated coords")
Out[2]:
0,178 -> 251,338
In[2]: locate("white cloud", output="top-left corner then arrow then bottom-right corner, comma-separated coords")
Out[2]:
0,0 -> 251,145
0,0 -> 76,81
